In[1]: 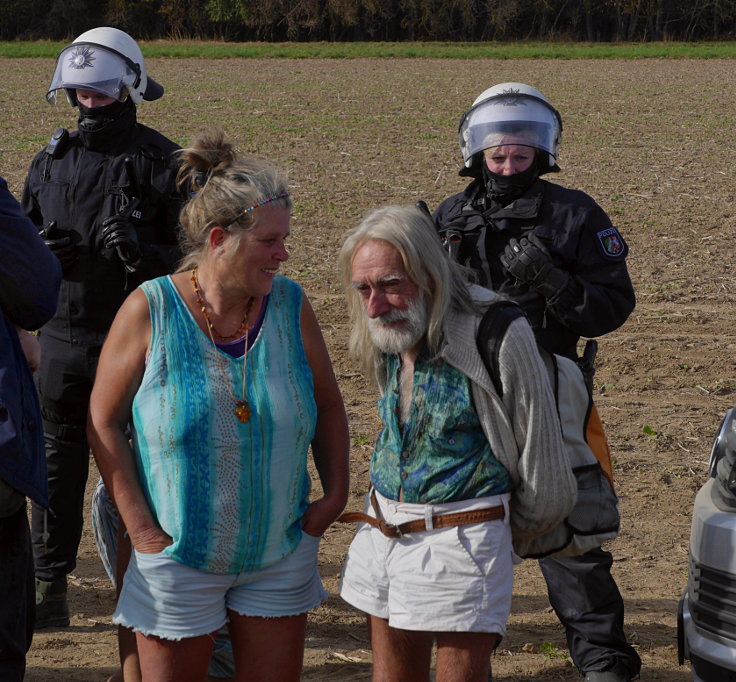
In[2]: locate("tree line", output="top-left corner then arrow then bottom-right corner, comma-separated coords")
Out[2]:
3,0 -> 735,42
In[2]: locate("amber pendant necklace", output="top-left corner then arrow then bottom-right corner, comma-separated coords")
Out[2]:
192,267 -> 254,423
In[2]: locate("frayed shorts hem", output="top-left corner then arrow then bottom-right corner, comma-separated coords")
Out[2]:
112,616 -> 229,642
226,599 -> 325,619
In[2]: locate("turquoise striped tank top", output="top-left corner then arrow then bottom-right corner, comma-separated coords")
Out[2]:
132,274 -> 317,574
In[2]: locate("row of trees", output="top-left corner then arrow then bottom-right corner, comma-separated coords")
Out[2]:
3,0 -> 736,42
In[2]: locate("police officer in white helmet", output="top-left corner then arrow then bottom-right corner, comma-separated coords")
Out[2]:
434,83 -> 640,682
21,27 -> 183,634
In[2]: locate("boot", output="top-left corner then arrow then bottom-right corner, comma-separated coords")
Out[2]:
35,577 -> 70,629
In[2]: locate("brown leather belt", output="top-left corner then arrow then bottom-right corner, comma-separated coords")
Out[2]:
337,490 -> 505,538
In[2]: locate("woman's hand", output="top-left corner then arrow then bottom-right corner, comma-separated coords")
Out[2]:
301,495 -> 346,538
131,526 -> 173,554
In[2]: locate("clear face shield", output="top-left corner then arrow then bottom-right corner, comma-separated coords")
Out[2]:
459,93 -> 562,167
46,43 -> 141,105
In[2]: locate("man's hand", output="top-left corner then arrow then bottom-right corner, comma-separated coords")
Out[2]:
500,236 -> 569,299
101,215 -> 141,268
41,220 -> 76,274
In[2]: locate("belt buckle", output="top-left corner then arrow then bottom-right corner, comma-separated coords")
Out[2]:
378,519 -> 401,538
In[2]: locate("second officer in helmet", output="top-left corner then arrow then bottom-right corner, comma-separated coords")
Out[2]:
435,82 -> 635,360
21,26 -> 182,629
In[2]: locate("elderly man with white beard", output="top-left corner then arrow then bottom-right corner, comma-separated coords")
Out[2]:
337,204 -> 576,682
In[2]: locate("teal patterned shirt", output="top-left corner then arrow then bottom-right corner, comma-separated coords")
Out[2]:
132,275 -> 316,574
370,351 -> 511,503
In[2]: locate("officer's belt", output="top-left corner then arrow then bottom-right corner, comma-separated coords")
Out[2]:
42,420 -> 85,441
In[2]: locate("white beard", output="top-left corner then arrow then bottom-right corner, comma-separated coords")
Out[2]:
367,292 -> 428,355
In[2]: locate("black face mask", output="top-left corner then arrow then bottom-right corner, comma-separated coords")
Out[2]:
77,98 -> 136,150
482,161 -> 540,206
77,98 -> 130,129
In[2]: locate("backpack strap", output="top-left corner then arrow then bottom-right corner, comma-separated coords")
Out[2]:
476,300 -> 526,397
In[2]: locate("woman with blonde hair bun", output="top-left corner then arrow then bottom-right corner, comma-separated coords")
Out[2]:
88,129 -> 349,681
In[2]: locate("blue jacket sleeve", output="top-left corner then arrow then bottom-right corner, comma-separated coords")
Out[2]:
0,176 -> 61,330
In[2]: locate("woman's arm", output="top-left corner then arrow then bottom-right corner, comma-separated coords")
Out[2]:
15,327 -> 41,372
87,288 -> 171,553
299,293 -> 350,537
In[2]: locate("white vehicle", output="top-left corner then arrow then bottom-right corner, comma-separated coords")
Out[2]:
678,408 -> 736,681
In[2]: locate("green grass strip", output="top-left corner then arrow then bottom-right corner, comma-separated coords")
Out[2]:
1,40 -> 735,59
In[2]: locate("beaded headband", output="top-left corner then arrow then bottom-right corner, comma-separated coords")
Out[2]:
221,191 -> 291,228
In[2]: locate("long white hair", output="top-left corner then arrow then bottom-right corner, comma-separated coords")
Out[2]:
339,204 -> 478,380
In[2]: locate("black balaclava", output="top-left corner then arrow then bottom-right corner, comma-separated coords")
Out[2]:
77,97 -> 137,151
481,149 -> 541,206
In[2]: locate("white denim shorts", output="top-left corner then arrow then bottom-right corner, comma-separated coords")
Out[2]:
114,531 -> 326,640
339,490 -> 513,634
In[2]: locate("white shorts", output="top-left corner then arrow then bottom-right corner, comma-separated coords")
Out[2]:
339,490 -> 513,634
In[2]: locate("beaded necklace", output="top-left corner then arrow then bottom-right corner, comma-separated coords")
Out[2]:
191,267 -> 254,423
191,266 -> 254,341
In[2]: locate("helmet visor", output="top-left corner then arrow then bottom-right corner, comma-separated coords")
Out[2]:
459,94 -> 561,164
46,43 -> 140,105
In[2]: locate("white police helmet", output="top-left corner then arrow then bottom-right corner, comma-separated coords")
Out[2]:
459,82 -> 562,173
46,27 -> 163,106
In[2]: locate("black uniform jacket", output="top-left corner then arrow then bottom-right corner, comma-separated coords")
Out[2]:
434,178 -> 635,360
22,121 -> 182,344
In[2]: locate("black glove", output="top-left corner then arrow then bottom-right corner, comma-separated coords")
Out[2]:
500,236 -> 569,299
101,215 -> 141,268
41,220 -> 77,274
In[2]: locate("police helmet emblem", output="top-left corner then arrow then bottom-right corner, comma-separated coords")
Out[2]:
68,46 -> 95,70
498,87 -> 526,107
596,227 -> 626,258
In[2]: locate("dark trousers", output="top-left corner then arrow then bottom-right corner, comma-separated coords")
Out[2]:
0,504 -> 34,681
540,547 -> 641,677
31,333 -> 99,582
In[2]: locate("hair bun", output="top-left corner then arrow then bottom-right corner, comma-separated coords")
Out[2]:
178,128 -> 236,189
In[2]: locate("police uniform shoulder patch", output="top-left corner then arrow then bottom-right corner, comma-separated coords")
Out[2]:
595,226 -> 628,259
